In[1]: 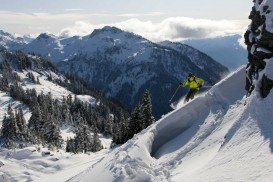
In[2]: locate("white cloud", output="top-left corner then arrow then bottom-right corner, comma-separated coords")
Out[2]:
60,17 -> 249,41
60,21 -> 97,37
0,10 -> 249,41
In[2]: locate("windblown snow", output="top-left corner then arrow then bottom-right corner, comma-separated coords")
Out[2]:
68,66 -> 273,182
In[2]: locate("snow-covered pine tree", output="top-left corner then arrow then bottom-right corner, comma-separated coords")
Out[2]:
128,103 -> 143,139
74,123 -> 90,153
0,76 -> 9,92
42,114 -> 63,148
140,90 -> 155,129
112,121 -> 120,145
92,127 -> 103,152
66,137 -> 76,153
112,112 -> 129,144
1,114 -> 9,140
1,107 -> 32,148
2,106 -> 18,138
16,107 -> 27,133
28,104 -> 42,134
104,108 -> 114,136
119,113 -> 129,144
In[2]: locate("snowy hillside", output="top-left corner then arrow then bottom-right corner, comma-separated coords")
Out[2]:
184,35 -> 248,70
63,1 -> 273,181
69,65 -> 273,182
0,50 -> 129,180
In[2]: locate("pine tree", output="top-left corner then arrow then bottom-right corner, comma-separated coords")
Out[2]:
66,138 -> 76,153
28,104 -> 42,134
66,123 -> 102,153
141,90 -> 155,129
104,116 -> 113,136
92,127 -> 103,151
4,106 -> 18,137
113,112 -> 129,144
1,114 -> 8,137
16,107 -> 27,133
1,107 -> 32,148
42,114 -> 63,147
74,123 -> 90,153
128,103 -> 142,139
119,113 -> 128,144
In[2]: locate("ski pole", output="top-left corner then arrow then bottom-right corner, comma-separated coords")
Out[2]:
169,85 -> 181,102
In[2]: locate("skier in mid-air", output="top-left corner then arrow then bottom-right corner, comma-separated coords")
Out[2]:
181,73 -> 204,103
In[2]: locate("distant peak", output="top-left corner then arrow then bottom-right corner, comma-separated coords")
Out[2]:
37,33 -> 57,40
89,26 -> 124,38
0,30 -> 13,37
89,26 -> 146,42
101,26 -> 123,33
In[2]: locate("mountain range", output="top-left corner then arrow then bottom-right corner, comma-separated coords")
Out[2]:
0,27 -> 228,118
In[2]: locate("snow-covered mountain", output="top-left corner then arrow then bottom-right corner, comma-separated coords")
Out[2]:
184,35 -> 248,70
160,41 -> 227,79
0,30 -> 26,50
46,1 -> 273,181
12,26 -> 228,118
1,0 -> 273,181
0,48 -> 127,128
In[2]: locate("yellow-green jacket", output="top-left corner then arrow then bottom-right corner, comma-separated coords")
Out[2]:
181,77 -> 204,90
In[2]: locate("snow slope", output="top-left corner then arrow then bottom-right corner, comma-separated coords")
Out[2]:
0,145 -> 111,181
71,66 -> 273,182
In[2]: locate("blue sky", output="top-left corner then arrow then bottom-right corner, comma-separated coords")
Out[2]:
0,0 -> 252,41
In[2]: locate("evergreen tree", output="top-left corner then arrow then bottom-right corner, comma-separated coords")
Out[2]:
128,104 -> 142,139
119,113 -> 128,144
28,104 -> 42,133
141,90 -> 155,129
66,138 -> 76,153
2,106 -> 18,138
66,124 -> 102,153
1,107 -> 32,148
112,112 -> 129,144
74,123 -> 90,153
16,107 -> 27,133
92,128 -> 103,151
43,115 -> 63,147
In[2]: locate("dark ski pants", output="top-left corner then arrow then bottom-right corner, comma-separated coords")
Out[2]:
184,88 -> 198,103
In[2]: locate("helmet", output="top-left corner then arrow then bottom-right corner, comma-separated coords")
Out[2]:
188,73 -> 194,78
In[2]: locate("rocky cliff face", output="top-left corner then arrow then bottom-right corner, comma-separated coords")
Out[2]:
245,0 -> 273,98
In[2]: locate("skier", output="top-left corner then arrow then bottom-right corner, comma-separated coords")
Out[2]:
181,73 -> 204,103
